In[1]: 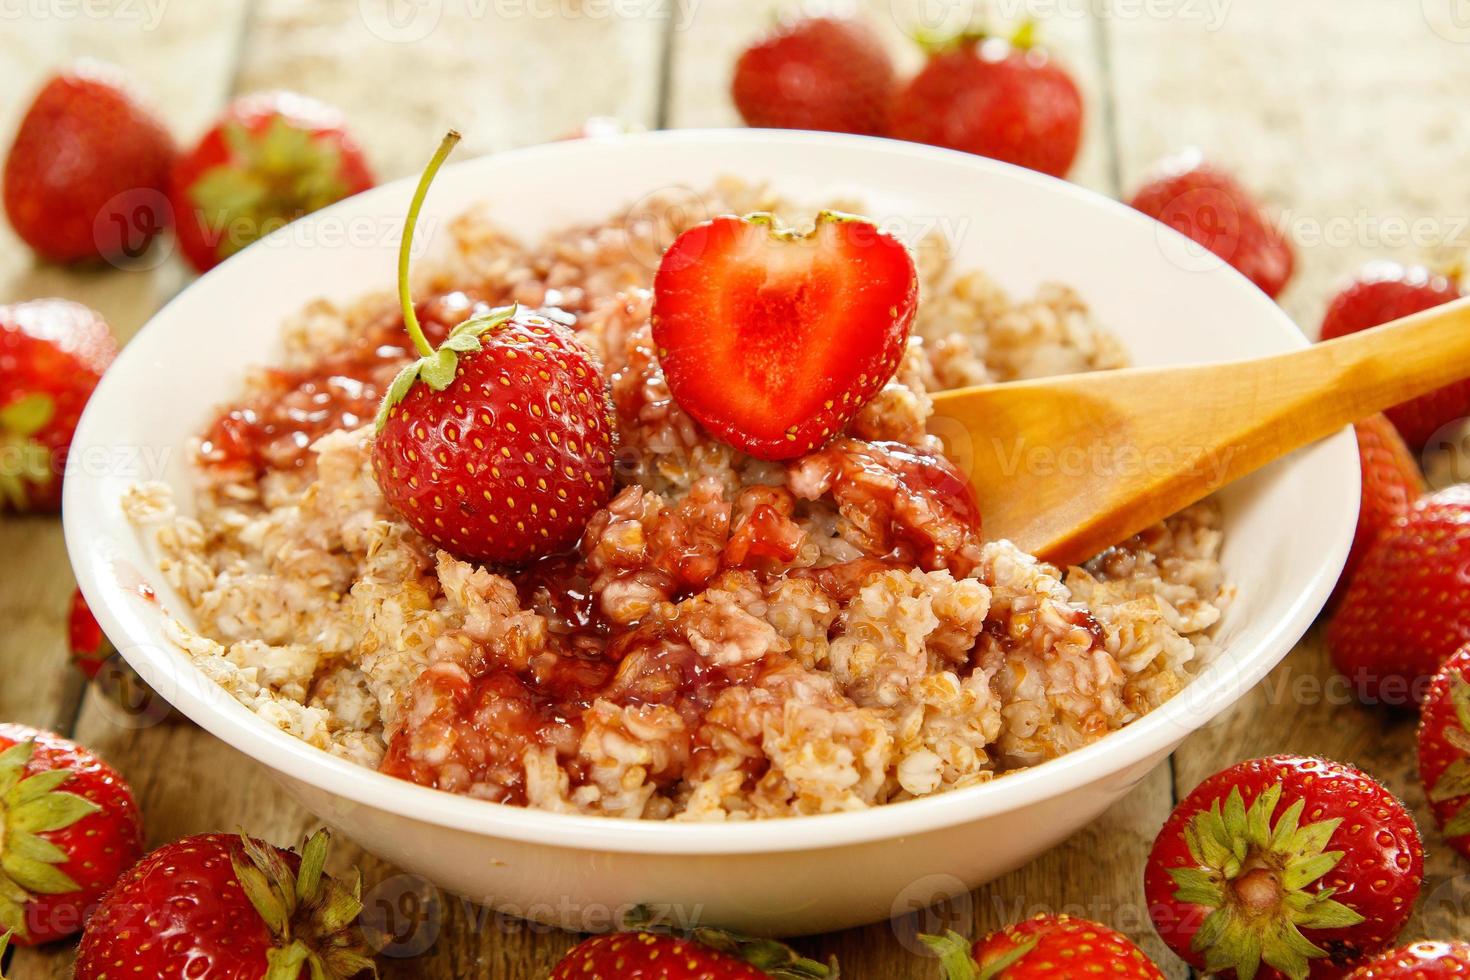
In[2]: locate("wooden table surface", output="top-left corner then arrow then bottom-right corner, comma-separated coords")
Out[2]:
5,2 -> 1470,976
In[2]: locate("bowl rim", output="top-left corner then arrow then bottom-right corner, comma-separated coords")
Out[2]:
65,128 -> 1358,856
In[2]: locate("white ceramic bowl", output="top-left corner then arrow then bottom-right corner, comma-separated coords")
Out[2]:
64,130 -> 1358,937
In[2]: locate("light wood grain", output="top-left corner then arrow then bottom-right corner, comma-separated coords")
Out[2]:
4,1 -> 1469,977
0,4 -> 250,974
1104,0 -> 1470,958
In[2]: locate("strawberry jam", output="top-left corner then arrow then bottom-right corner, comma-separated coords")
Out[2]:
198,292 -> 491,476
379,437 -> 988,802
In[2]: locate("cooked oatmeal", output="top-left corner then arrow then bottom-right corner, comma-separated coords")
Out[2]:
126,180 -> 1230,819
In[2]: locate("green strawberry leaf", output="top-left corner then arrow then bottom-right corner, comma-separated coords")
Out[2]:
918,932 -> 979,980
1,850 -> 82,896
1451,674 -> 1470,734
1431,759 -> 1470,802
9,789 -> 100,834
441,333 -> 482,354
0,395 -> 54,438
1443,802 -> 1470,837
418,348 -> 460,390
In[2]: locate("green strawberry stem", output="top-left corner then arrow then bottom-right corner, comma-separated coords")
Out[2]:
1168,784 -> 1364,980
919,930 -> 1038,980
0,740 -> 101,940
0,929 -> 9,979
1429,673 -> 1470,836
374,131 -> 518,431
230,829 -> 377,980
398,130 -> 461,361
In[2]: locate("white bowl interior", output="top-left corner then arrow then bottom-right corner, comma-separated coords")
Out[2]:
64,130 -> 1358,856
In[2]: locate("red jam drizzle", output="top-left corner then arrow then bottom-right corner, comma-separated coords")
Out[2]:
208,295 -> 1002,802
198,292 -> 511,475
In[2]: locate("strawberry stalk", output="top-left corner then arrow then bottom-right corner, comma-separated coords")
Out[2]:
375,131 -> 517,430
920,930 -> 1039,980
228,830 -> 376,980
397,131 -> 459,361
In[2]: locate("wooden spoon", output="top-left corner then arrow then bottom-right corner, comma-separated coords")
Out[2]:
927,296 -> 1470,568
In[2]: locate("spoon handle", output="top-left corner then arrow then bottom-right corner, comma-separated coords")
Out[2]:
1287,293 -> 1470,436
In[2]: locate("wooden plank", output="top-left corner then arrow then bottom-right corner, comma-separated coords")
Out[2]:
233,0 -> 670,176
0,4 -> 250,975
662,4 -> 1178,978
1104,0 -> 1470,955
25,2 -> 670,979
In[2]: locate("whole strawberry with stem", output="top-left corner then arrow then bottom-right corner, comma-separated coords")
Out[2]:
373,132 -> 615,563
922,914 -> 1165,979
1330,414 -> 1425,607
3,64 -> 175,264
0,299 -> 116,512
551,921 -> 837,979
732,15 -> 897,136
1328,485 -> 1470,708
652,211 -> 917,460
888,26 -> 1083,178
0,724 -> 143,945
76,830 -> 374,978
171,90 -> 375,273
1320,263 -> 1467,451
1347,941 -> 1470,978
1129,151 -> 1295,299
1145,756 -> 1422,979
1415,644 -> 1470,856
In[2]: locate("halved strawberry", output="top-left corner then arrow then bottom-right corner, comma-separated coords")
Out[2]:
651,212 -> 917,461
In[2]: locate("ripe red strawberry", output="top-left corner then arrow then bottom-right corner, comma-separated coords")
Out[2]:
888,32 -> 1083,178
0,724 -> 143,945
922,914 -> 1165,979
651,212 -> 917,460
76,830 -> 373,978
732,16 -> 897,136
3,64 -> 174,264
551,927 -> 836,979
1328,485 -> 1470,707
1348,941 -> 1470,978
68,589 -> 178,725
171,90 -> 375,273
0,299 -> 116,512
373,134 -> 614,563
1144,756 -> 1422,979
1129,152 -> 1295,299
1330,414 -> 1425,606
1415,644 -> 1470,857
1320,264 -> 1467,450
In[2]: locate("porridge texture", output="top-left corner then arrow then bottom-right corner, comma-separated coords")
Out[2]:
124,180 -> 1230,820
